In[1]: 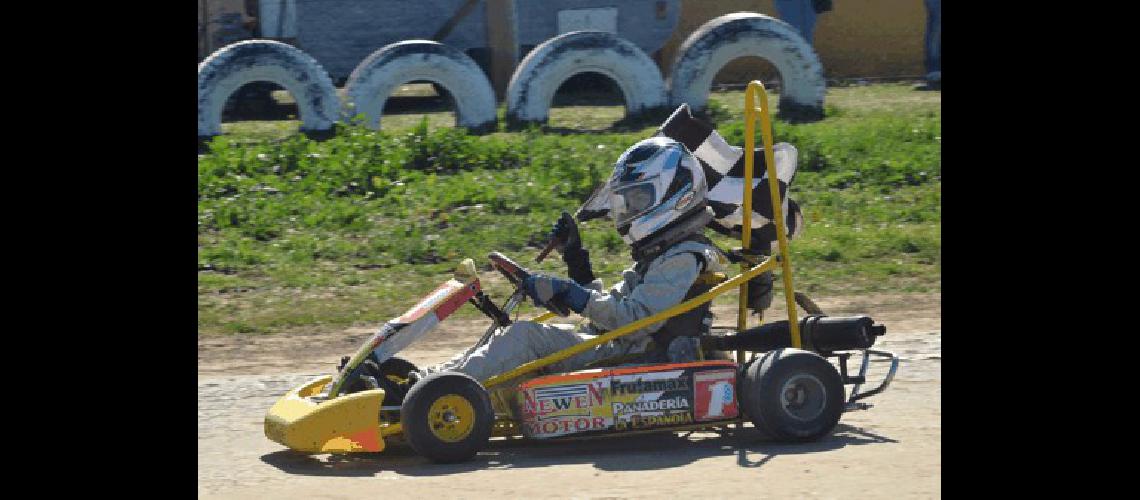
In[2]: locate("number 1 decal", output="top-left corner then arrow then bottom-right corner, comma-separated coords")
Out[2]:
694,369 -> 738,421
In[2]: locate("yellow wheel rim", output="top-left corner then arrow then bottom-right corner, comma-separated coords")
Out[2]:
428,394 -> 476,443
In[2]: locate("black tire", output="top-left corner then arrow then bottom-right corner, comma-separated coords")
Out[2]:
342,356 -> 419,405
401,372 -> 494,463
740,348 -> 844,442
374,356 -> 418,380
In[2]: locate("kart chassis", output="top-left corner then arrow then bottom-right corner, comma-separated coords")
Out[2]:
264,82 -> 899,457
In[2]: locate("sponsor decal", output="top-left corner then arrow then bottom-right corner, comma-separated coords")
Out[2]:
616,411 -> 694,431
521,365 -> 737,438
524,416 -> 610,438
610,375 -> 690,396
612,397 -> 690,415
522,382 -> 605,420
694,369 -> 739,421
608,370 -> 695,432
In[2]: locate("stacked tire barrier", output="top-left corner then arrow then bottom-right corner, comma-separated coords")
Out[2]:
197,13 -> 826,140
505,31 -> 666,125
345,41 -> 497,132
669,13 -> 826,120
197,40 -> 340,138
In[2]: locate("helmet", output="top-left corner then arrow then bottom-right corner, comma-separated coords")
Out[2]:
606,136 -> 708,245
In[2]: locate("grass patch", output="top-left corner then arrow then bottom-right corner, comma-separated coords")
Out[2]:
198,84 -> 940,335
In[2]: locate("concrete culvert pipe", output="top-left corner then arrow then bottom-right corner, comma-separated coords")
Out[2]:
506,31 -> 666,125
197,40 -> 340,138
344,41 -> 497,132
668,13 -> 826,120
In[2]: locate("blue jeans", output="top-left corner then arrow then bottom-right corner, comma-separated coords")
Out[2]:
924,0 -> 941,79
774,0 -> 817,43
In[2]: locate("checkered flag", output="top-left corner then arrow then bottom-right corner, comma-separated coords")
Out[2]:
578,104 -> 803,249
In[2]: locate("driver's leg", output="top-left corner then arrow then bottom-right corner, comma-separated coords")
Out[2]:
437,321 -> 622,382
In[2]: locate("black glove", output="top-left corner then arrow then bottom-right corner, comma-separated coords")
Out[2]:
551,211 -> 582,253
551,211 -> 596,285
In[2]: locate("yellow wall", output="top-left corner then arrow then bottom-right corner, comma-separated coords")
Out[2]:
657,0 -> 927,81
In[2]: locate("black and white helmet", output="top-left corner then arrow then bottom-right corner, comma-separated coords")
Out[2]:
607,137 -> 708,244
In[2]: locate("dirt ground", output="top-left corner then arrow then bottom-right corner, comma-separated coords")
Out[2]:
198,292 -> 940,498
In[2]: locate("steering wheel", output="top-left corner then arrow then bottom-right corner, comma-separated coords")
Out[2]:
487,252 -> 572,317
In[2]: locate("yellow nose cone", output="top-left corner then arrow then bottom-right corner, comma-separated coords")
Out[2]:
264,376 -> 386,453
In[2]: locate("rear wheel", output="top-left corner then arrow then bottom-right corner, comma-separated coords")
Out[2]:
401,372 -> 494,463
740,348 -> 844,441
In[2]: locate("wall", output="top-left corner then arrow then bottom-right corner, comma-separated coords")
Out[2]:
290,0 -> 682,83
656,0 -> 928,82
199,0 -> 259,60
200,0 -> 929,85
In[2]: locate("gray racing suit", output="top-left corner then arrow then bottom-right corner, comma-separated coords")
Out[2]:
431,239 -> 728,381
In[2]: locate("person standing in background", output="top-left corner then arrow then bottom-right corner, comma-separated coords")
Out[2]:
774,0 -> 833,44
922,0 -> 941,89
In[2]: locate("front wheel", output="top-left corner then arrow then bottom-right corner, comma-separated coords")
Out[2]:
401,372 -> 494,463
740,348 -> 844,442
342,356 -> 419,405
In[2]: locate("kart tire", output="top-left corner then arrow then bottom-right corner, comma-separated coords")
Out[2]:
667,13 -> 825,119
376,356 -> 418,379
198,40 -> 339,137
344,40 -> 497,131
401,372 -> 494,463
740,348 -> 843,442
343,357 -> 419,405
505,31 -> 666,124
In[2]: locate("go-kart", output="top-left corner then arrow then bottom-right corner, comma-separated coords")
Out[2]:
263,82 -> 899,463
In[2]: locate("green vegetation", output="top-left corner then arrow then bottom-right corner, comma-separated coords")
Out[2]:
199,84 -> 940,335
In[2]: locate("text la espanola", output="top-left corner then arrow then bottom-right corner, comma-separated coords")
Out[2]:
610,370 -> 695,431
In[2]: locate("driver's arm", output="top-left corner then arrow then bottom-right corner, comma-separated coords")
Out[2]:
580,253 -> 700,340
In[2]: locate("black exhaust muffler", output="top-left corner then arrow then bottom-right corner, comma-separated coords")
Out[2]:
704,315 -> 886,354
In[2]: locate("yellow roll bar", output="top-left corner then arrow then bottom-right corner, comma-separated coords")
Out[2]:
745,81 -> 802,349
485,81 -> 801,388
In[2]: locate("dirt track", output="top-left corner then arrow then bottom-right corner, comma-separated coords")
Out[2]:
198,293 -> 940,498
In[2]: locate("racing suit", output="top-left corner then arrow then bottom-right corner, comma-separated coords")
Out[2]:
430,238 -> 728,382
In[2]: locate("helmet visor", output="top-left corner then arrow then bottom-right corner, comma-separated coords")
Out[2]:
609,181 -> 657,227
